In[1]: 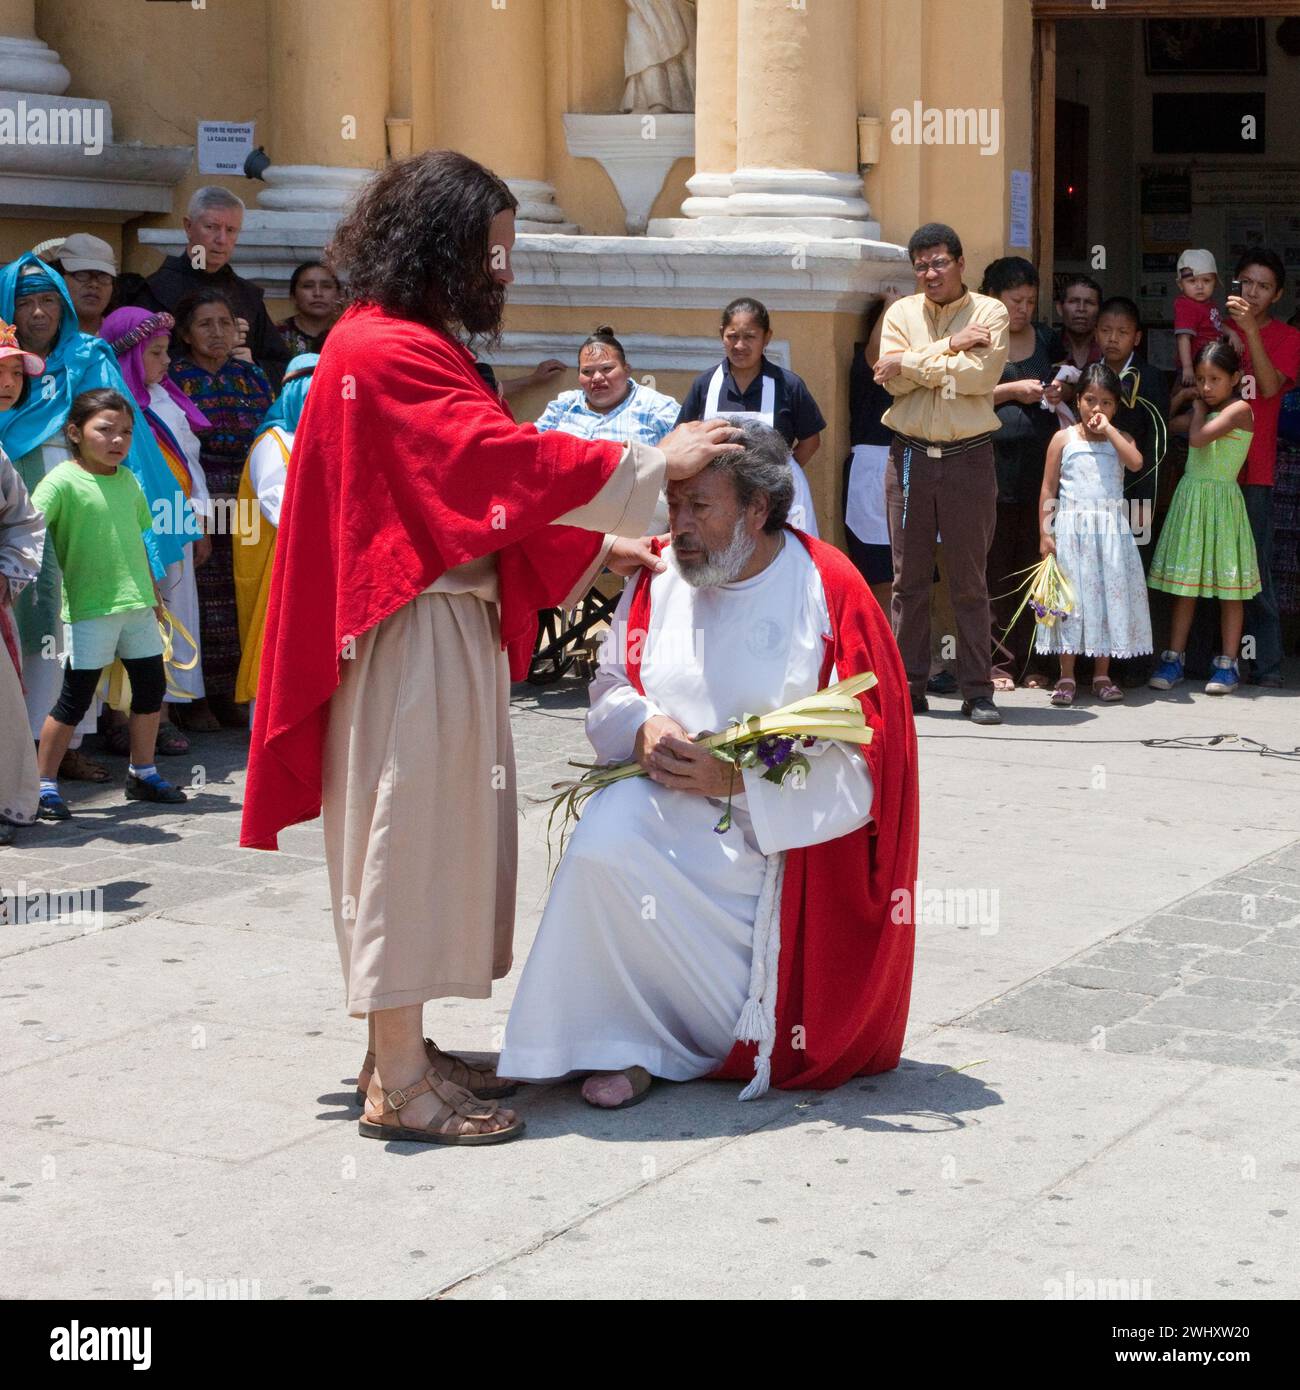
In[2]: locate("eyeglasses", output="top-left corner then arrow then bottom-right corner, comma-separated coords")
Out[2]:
66,270 -> 114,286
913,257 -> 954,275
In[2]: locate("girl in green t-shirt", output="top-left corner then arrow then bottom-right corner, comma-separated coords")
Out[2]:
31,389 -> 187,818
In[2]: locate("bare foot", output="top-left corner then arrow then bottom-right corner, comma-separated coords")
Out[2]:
581,1067 -> 651,1109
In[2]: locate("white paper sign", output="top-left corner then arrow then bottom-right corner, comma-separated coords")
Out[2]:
1010,169 -> 1032,249
197,120 -> 255,176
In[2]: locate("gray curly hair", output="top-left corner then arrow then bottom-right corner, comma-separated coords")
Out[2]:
710,417 -> 794,534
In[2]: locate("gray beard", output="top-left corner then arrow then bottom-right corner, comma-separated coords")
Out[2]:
674,517 -> 758,589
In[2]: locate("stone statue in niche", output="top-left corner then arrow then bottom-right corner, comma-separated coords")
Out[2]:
621,0 -> 696,114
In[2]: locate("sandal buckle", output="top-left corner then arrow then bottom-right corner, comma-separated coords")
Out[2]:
385,1086 -> 409,1111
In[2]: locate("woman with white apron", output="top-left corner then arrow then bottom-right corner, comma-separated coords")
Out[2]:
843,293 -> 899,611
677,296 -> 824,536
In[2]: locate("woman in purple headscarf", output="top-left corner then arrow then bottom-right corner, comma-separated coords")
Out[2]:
102,306 -> 212,751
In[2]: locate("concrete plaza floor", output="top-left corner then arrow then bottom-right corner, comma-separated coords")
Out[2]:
1,672 -> 1298,1300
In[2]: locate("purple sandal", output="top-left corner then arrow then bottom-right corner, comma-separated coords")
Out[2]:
1050,678 -> 1076,707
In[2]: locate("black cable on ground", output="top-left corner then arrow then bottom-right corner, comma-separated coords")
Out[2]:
916,731 -> 1300,762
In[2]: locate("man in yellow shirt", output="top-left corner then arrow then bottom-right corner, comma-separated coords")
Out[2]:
875,223 -> 1010,725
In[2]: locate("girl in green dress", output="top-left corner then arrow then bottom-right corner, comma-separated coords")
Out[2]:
1148,340 -> 1258,695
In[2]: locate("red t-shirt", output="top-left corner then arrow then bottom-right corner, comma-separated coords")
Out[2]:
1238,318 -> 1300,487
1173,295 -> 1223,357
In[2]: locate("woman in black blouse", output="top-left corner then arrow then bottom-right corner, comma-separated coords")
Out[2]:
677,297 -> 826,535
983,258 -> 1066,688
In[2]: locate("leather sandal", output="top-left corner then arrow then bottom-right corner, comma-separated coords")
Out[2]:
59,747 -> 111,782
355,1039 -> 519,1106
358,1068 -> 524,1146
173,702 -> 221,733
154,721 -> 190,756
1092,678 -> 1125,703
104,722 -> 131,756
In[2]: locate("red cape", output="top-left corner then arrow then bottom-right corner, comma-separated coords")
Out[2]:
240,303 -> 624,850
624,530 -> 919,1087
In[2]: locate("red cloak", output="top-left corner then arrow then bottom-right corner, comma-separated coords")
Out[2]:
240,303 -> 624,850
624,530 -> 919,1087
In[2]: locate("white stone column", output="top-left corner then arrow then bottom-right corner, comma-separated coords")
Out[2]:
0,0 -> 69,94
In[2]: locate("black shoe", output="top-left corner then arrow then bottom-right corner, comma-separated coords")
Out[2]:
961,697 -> 1002,725
910,691 -> 929,715
0,820 -> 14,845
125,773 -> 187,804
926,670 -> 958,696
1257,672 -> 1284,689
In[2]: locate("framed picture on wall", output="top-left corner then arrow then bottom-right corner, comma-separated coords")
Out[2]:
1144,19 -> 1266,77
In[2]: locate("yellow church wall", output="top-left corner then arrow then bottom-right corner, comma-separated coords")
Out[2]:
544,0 -> 635,236
0,217 -> 117,265
4,0 -> 994,549
861,0 -> 1032,285
34,0 -> 269,278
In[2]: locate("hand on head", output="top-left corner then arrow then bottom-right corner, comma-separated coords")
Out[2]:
658,418 -> 742,481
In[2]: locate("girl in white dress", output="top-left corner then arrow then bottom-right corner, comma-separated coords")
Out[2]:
1036,362 -> 1152,705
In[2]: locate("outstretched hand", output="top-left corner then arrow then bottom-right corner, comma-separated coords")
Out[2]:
606,535 -> 667,577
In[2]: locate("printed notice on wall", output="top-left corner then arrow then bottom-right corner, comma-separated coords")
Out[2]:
1010,170 -> 1032,249
197,121 -> 255,176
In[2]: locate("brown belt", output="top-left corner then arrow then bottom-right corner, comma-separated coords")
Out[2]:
894,431 -> 993,459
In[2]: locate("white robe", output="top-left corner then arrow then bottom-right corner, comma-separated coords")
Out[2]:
241,426 -> 292,723
246,425 -> 290,528
149,385 -> 208,703
499,536 -> 874,1084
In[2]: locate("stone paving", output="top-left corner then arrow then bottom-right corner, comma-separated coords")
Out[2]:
961,844 -> 1300,1071
0,683 -> 588,924
4,671 -> 1300,1299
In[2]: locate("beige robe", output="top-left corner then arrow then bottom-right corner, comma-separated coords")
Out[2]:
322,441 -> 665,1016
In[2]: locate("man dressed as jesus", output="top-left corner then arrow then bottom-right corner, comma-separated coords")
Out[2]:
499,421 -> 920,1107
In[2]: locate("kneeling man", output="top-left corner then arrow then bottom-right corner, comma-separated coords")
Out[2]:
499,421 -> 919,1107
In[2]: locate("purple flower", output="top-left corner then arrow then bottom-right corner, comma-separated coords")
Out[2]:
755,734 -> 796,769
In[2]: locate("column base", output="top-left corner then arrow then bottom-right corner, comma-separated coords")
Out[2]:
0,92 -> 189,219
668,166 -> 877,240
256,164 -> 375,214
506,178 -> 577,234
680,169 -> 732,219
0,35 -> 70,95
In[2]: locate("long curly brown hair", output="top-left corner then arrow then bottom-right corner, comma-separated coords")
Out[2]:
328,150 -> 518,339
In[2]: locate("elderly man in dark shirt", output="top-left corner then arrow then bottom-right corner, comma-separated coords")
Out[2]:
132,185 -> 290,387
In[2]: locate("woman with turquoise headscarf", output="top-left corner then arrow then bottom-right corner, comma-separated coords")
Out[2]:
0,253 -> 194,771
232,353 -> 317,711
